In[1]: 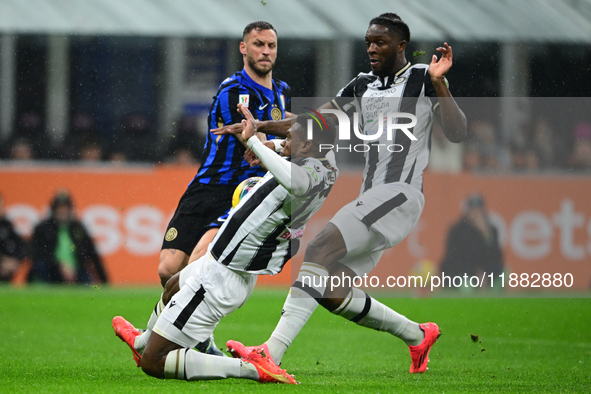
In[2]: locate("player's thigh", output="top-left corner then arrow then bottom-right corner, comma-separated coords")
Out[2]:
304,223 -> 347,265
155,255 -> 256,347
334,184 -> 424,251
330,185 -> 423,276
330,206 -> 388,256
188,228 -> 219,264
366,184 -> 424,249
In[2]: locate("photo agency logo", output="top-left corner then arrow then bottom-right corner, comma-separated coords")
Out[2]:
303,107 -> 418,153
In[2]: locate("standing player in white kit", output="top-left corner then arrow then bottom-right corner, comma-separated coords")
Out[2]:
225,13 -> 466,374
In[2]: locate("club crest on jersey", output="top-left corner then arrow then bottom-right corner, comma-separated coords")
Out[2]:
239,94 -> 249,106
165,227 -> 178,241
271,105 -> 282,121
393,76 -> 407,85
303,166 -> 319,182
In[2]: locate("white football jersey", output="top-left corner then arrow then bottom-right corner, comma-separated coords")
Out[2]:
210,156 -> 338,275
332,62 -> 442,194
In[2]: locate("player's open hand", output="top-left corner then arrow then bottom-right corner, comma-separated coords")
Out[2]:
244,141 -> 273,169
237,103 -> 257,142
428,42 -> 453,81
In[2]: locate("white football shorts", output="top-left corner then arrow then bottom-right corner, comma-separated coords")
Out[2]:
154,251 -> 257,348
329,182 -> 424,276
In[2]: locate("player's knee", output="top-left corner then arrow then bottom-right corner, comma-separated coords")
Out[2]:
318,296 -> 343,312
316,263 -> 356,312
158,267 -> 173,287
141,349 -> 165,378
306,227 -> 333,257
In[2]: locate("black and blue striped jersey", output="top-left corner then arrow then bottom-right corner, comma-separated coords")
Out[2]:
193,69 -> 291,186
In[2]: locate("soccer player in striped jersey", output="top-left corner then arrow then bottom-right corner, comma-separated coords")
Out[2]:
112,104 -> 338,384
222,14 -> 467,374
158,21 -> 291,287
138,21 -> 291,355
147,21 -> 290,355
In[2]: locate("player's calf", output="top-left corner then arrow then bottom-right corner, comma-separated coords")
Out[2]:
326,286 -> 427,350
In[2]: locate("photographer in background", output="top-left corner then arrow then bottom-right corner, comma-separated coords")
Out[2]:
440,193 -> 504,285
28,190 -> 108,285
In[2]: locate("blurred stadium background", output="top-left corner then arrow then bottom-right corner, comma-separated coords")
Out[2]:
0,0 -> 590,288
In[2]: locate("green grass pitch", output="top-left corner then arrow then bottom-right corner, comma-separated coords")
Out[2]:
1,286 -> 590,393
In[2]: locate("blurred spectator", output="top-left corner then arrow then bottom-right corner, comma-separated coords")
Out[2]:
79,138 -> 104,162
480,146 -> 502,171
28,190 -> 108,285
71,113 -> 96,135
8,138 -> 35,160
468,120 -> 511,171
168,147 -> 198,165
59,113 -> 102,160
440,193 -> 504,283
522,148 -> 541,170
531,117 -> 557,168
427,122 -> 463,173
0,193 -> 25,282
462,145 -> 482,172
567,122 -> 591,171
108,150 -> 128,164
111,113 -> 160,162
165,115 -> 205,164
14,112 -> 53,159
513,147 -> 541,171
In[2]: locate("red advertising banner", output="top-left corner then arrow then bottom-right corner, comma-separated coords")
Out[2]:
1,165 -> 590,289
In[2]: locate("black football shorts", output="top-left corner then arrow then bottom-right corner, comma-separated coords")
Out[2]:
162,182 -> 235,255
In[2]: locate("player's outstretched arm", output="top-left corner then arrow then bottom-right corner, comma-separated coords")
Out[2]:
237,104 -> 311,195
212,117 -> 292,138
428,42 -> 467,143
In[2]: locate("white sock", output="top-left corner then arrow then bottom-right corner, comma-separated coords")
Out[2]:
268,262 -> 328,364
333,288 -> 423,346
266,337 -> 288,364
134,296 -> 165,352
164,348 -> 258,381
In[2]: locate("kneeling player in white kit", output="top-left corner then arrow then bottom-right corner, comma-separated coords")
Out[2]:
225,13 -> 467,374
112,103 -> 338,384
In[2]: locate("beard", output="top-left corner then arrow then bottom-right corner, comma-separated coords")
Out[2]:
371,60 -> 396,77
246,55 -> 274,78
